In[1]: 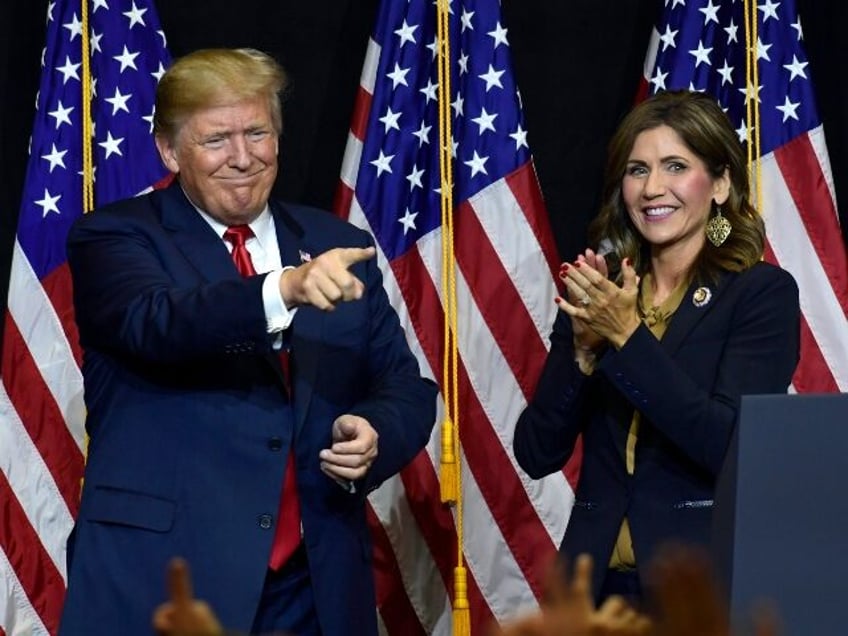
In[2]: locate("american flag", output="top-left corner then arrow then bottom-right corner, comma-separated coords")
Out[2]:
335,0 -> 576,633
642,0 -> 848,391
0,1 -> 170,633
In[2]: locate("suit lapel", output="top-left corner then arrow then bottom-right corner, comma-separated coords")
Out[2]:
660,270 -> 735,355
270,201 -> 325,432
158,183 -> 241,283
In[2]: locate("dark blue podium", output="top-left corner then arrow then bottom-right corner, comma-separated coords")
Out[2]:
712,393 -> 848,634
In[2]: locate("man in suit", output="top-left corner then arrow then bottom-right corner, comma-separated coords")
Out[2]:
59,48 -> 437,636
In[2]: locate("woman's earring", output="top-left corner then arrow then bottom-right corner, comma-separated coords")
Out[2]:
706,205 -> 732,247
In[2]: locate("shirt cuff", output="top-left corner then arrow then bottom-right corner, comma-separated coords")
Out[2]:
262,268 -> 297,333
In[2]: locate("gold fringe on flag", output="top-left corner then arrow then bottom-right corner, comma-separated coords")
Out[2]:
436,1 -> 469,633
80,0 -> 95,214
743,0 -> 763,214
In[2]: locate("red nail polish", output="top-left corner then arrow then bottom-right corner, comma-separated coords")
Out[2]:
574,261 -> 582,268
555,296 -> 563,304
559,264 -> 569,276
623,257 -> 631,267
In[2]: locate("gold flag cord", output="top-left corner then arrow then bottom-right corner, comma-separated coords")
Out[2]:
743,0 -> 763,214
436,1 -> 469,634
80,0 -> 94,213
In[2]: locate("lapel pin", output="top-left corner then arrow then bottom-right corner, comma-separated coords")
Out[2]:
692,286 -> 712,308
299,249 -> 312,263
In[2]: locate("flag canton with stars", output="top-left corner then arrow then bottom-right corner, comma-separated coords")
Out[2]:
649,0 -> 819,156
19,0 -> 170,281
355,0 -> 531,262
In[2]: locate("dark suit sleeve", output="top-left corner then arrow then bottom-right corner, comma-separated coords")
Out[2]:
67,208 -> 269,363
598,265 -> 800,476
513,310 -> 593,479
345,235 -> 438,490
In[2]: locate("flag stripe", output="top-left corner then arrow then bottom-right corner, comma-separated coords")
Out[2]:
1,316 -> 82,515
366,504 -> 429,636
504,166 -> 560,277
0,472 -> 65,635
0,547 -> 47,636
773,132 -> 848,315
5,245 -> 85,454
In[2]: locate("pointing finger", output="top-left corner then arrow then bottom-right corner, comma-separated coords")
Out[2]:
337,246 -> 376,268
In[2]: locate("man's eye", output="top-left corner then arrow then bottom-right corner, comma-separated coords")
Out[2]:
203,138 -> 225,148
248,130 -> 269,141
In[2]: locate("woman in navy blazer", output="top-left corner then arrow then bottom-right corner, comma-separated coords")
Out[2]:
514,91 -> 800,604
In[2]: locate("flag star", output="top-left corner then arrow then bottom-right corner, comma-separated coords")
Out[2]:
650,66 -> 668,91
99,131 -> 125,158
143,107 -> 156,133
756,37 -> 772,61
386,63 -> 411,89
776,95 -> 800,122
41,47 -> 46,68
488,22 -> 509,48
123,1 -> 148,29
55,56 -> 81,84
464,151 -> 489,177
738,82 -> 763,103
451,137 -> 458,158
48,100 -> 74,129
671,0 -> 686,7
41,143 -> 68,172
451,92 -> 464,117
394,19 -> 418,46
688,40 -> 713,67
90,76 -> 98,97
699,0 -> 720,25
46,1 -> 55,22
458,52 -> 469,75
510,124 -> 528,150
35,188 -> 62,217
412,121 -> 431,147
426,37 -> 439,60
783,54 -> 808,81
460,9 -> 474,32
152,62 -> 167,82
92,0 -> 109,12
114,46 -> 141,72
717,60 -> 734,85
379,107 -> 401,133
76,164 -> 97,181
735,119 -> 748,143
471,107 -> 498,134
479,64 -> 505,92
157,30 -> 167,47
419,78 -> 438,103
90,30 -> 103,55
724,19 -> 739,44
758,0 -> 781,23
406,165 -> 425,191
63,12 -> 83,40
791,17 -> 803,40
398,208 -> 418,235
659,24 -> 678,51
370,150 -> 394,176
105,87 -> 132,115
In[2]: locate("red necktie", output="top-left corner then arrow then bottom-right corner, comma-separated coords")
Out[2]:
223,225 -> 301,569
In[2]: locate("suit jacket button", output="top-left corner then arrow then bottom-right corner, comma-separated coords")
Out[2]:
268,437 -> 283,452
258,514 -> 273,530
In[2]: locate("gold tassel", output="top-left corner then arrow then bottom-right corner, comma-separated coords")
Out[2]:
452,566 -> 471,636
440,416 -> 458,503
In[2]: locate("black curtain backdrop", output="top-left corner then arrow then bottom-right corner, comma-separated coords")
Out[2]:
2,1 -> 846,333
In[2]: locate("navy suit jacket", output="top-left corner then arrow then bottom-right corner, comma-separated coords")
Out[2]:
514,262 -> 800,599
59,183 -> 437,635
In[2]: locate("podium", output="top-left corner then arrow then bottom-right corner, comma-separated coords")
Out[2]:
712,393 -> 848,634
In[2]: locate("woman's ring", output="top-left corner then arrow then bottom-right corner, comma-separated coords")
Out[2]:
579,296 -> 591,307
